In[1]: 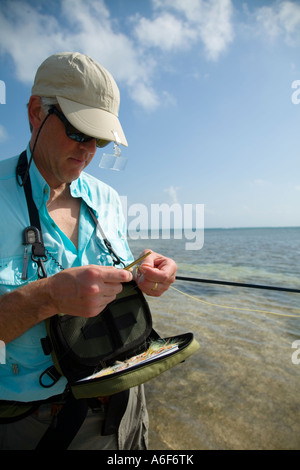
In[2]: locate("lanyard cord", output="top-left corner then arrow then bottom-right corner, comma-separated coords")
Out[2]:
16,112 -> 51,188
16,153 -> 124,277
87,206 -> 125,268
16,109 -> 124,272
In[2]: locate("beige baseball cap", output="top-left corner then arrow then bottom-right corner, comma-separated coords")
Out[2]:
31,52 -> 128,146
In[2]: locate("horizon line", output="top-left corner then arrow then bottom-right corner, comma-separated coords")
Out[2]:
127,225 -> 300,232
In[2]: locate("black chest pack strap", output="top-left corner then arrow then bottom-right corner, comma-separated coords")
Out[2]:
17,151 -> 48,279
16,150 -> 124,279
14,150 -> 129,448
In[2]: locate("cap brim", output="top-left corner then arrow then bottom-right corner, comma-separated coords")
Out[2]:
57,96 -> 128,147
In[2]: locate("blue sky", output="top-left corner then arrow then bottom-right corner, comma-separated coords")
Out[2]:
0,0 -> 300,229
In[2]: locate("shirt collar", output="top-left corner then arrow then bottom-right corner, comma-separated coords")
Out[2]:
26,143 -> 98,213
70,176 -> 99,214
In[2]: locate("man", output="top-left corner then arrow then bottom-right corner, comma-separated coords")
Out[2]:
0,52 -> 177,450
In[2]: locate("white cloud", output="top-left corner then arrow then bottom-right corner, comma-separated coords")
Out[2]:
132,83 -> 160,110
0,0 -> 159,109
0,0 -> 235,113
164,185 -> 180,203
4,0 -> 300,115
255,1 -> 300,43
147,0 -> 235,61
0,1 -> 63,83
134,12 -> 197,52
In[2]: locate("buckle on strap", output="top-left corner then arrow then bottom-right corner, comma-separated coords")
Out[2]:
39,366 -> 61,388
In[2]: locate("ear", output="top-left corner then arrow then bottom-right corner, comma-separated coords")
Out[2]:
28,95 -> 45,130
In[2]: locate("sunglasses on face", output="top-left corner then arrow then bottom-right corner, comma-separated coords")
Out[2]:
48,106 -> 110,148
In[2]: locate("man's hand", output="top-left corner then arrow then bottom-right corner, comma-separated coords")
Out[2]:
47,265 -> 133,317
133,250 -> 177,297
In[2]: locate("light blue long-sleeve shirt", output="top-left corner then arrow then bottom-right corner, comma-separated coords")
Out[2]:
0,145 -> 133,402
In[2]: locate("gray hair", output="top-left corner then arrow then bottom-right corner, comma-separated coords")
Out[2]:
28,96 -> 58,132
40,96 -> 58,113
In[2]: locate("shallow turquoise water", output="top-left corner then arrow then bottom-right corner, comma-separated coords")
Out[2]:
129,227 -> 300,450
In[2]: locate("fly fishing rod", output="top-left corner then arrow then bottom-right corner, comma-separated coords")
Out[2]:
175,276 -> 300,294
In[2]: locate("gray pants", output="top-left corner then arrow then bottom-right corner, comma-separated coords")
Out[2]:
0,386 -> 149,450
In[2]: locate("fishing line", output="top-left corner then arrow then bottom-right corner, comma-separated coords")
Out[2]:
170,284 -> 300,318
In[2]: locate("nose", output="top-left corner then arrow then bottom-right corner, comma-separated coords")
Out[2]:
79,138 -> 97,154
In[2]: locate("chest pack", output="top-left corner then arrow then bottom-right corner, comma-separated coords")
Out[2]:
17,151 -> 199,399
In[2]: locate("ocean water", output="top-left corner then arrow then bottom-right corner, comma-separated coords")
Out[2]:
128,227 -> 300,450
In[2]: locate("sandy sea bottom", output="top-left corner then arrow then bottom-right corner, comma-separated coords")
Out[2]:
129,228 -> 300,450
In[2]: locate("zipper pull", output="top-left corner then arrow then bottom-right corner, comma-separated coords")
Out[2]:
22,245 -> 29,280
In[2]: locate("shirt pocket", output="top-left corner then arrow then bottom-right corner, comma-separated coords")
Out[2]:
0,255 -> 38,289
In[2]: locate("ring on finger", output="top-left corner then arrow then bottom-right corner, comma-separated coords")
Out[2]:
152,281 -> 159,291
